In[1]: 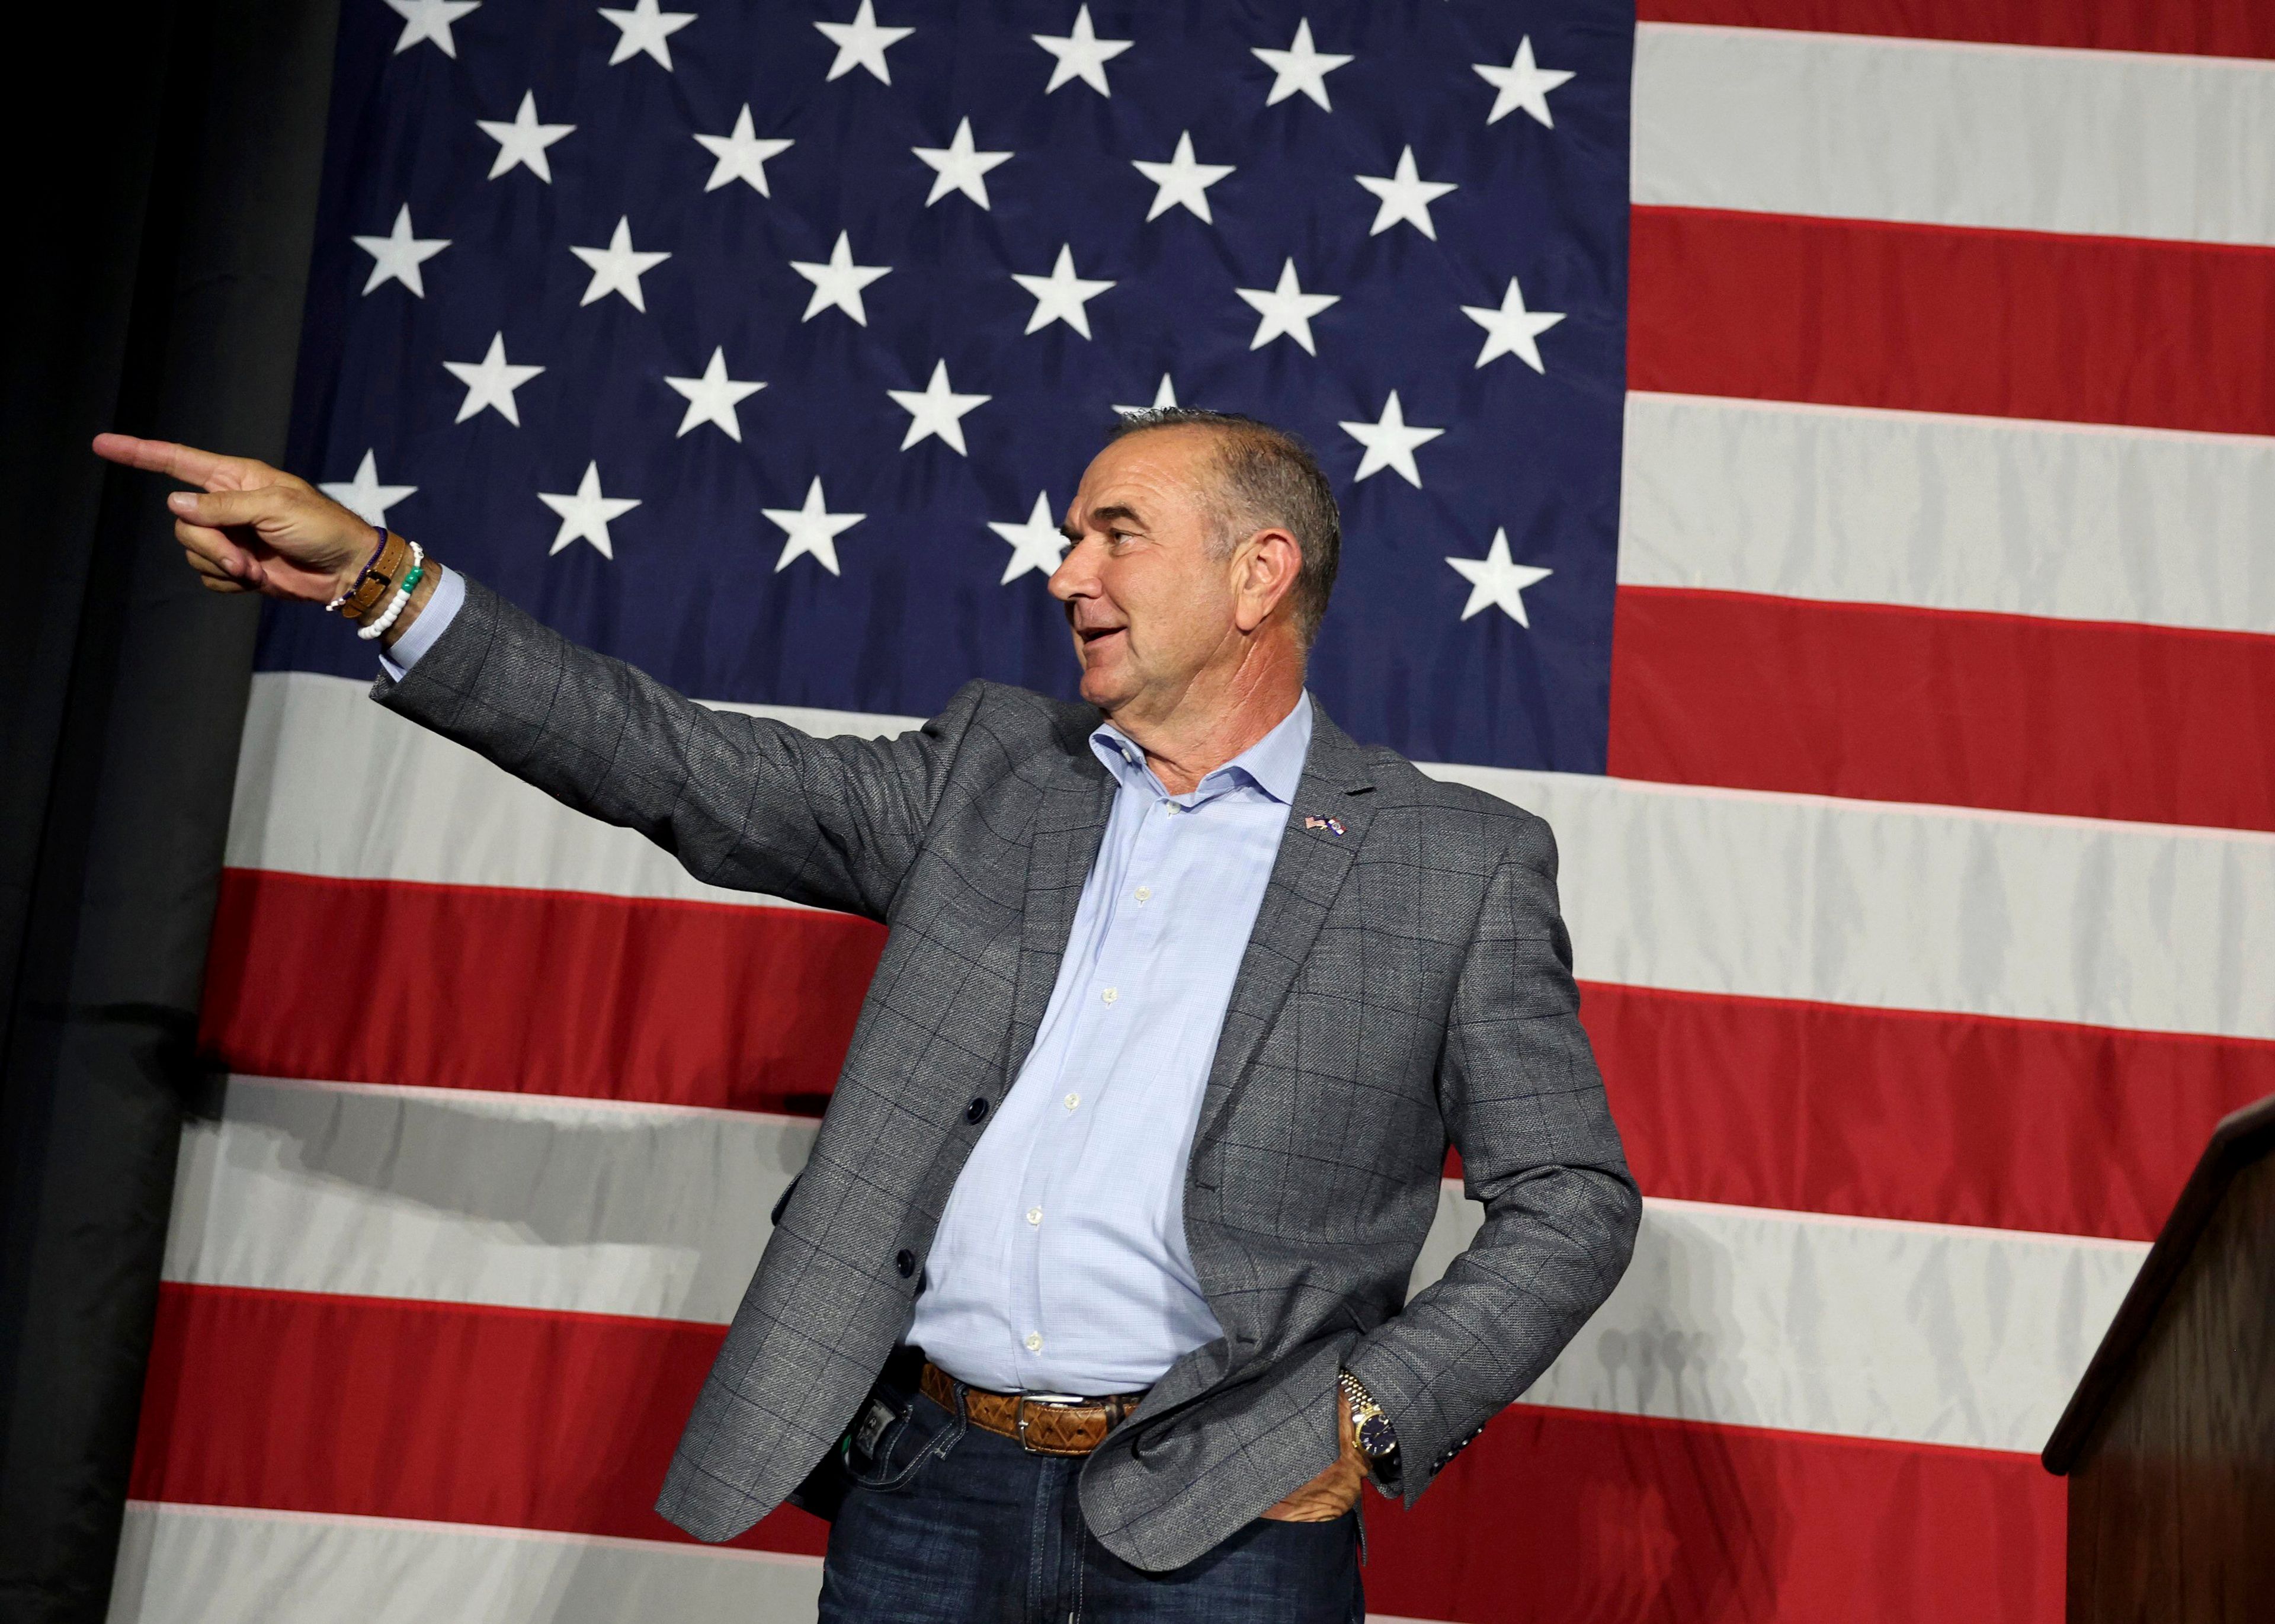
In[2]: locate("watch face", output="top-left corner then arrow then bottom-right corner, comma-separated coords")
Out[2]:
1355,1412 -> 1396,1457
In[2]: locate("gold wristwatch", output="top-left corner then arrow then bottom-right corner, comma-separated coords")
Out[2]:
1338,1370 -> 1399,1469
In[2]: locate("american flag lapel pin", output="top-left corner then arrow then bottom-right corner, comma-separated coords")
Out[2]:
1304,814 -> 1345,835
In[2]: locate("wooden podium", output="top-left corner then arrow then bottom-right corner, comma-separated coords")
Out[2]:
2042,1093 -> 2275,1622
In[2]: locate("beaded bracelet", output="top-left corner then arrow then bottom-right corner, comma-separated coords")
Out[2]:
325,524 -> 392,614
357,542 -> 425,641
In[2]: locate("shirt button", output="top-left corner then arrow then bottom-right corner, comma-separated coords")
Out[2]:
1133,886 -> 1151,904
1064,1093 -> 1079,1111
1027,1206 -> 1042,1225
1101,986 -> 1119,1005
1026,1332 -> 1043,1353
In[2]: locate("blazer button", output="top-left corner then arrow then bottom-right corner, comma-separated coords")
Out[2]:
895,1249 -> 916,1278
965,1096 -> 989,1123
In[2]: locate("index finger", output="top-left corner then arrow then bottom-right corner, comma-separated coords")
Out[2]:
91,434 -> 262,491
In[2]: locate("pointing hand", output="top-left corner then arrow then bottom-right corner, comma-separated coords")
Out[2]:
92,434 -> 383,604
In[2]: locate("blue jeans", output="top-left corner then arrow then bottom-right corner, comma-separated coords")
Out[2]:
816,1382 -> 1366,1622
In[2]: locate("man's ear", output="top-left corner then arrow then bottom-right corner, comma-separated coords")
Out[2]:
1232,527 -> 1302,634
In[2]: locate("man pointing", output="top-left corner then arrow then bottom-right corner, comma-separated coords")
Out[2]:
97,411 -> 1638,1621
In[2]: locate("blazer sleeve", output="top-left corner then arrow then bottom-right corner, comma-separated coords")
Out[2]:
369,574 -> 978,921
1341,810 -> 1642,1509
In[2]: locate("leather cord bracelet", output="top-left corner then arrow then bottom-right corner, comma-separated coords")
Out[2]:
322,525 -> 386,615
327,525 -> 412,623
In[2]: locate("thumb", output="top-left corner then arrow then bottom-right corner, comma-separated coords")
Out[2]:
168,486 -> 293,530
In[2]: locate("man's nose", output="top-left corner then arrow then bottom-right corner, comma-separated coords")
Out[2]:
1047,535 -> 1096,603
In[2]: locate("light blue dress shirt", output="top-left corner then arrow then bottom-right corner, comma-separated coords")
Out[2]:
386,581 -> 1310,1396
909,694 -> 1311,1394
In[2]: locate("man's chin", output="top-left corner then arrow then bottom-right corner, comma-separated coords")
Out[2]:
1076,664 -> 1133,712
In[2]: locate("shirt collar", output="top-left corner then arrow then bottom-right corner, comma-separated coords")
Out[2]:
1091,691 -> 1313,806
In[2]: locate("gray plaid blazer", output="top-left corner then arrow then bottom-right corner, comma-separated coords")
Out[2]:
377,577 -> 1639,1572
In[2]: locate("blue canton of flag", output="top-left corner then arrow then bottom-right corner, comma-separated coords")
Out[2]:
271,0 -> 1633,773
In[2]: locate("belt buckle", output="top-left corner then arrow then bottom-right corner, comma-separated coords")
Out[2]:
1012,1391 -> 1091,1454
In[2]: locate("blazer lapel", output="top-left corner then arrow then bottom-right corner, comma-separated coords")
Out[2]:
1005,727 -> 1117,1081
1193,704 -> 1377,1149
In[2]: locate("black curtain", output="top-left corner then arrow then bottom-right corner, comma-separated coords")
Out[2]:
0,1 -> 339,1617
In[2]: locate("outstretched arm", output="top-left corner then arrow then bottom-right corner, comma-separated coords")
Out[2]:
92,433 -> 967,918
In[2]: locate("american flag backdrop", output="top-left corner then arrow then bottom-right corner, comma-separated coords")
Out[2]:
114,2 -> 2274,1620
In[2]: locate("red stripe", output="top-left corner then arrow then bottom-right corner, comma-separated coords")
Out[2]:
1582,982 -> 2275,1242
129,1284 -> 826,1557
1369,1407 -> 2060,1624
201,870 -> 882,1114
1639,0 -> 2275,57
1607,586 -> 2275,834
1630,206 -> 2275,437
206,869 -> 2275,1241
133,1283 -> 2063,1624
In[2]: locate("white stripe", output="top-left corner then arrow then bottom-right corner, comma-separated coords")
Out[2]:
1433,764 -> 2275,1041
231,672 -> 2275,1040
108,1503 -> 821,1624
164,1076 -> 811,1325
1417,1186 -> 2140,1456
168,1077 -> 2141,1454
1632,23 -> 2275,247
108,1503 -> 1463,1624
1619,392 -> 2275,635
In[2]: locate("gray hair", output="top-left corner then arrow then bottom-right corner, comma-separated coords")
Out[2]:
1107,407 -> 1341,648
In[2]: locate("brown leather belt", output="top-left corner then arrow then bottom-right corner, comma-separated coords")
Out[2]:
919,1360 -> 1146,1458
